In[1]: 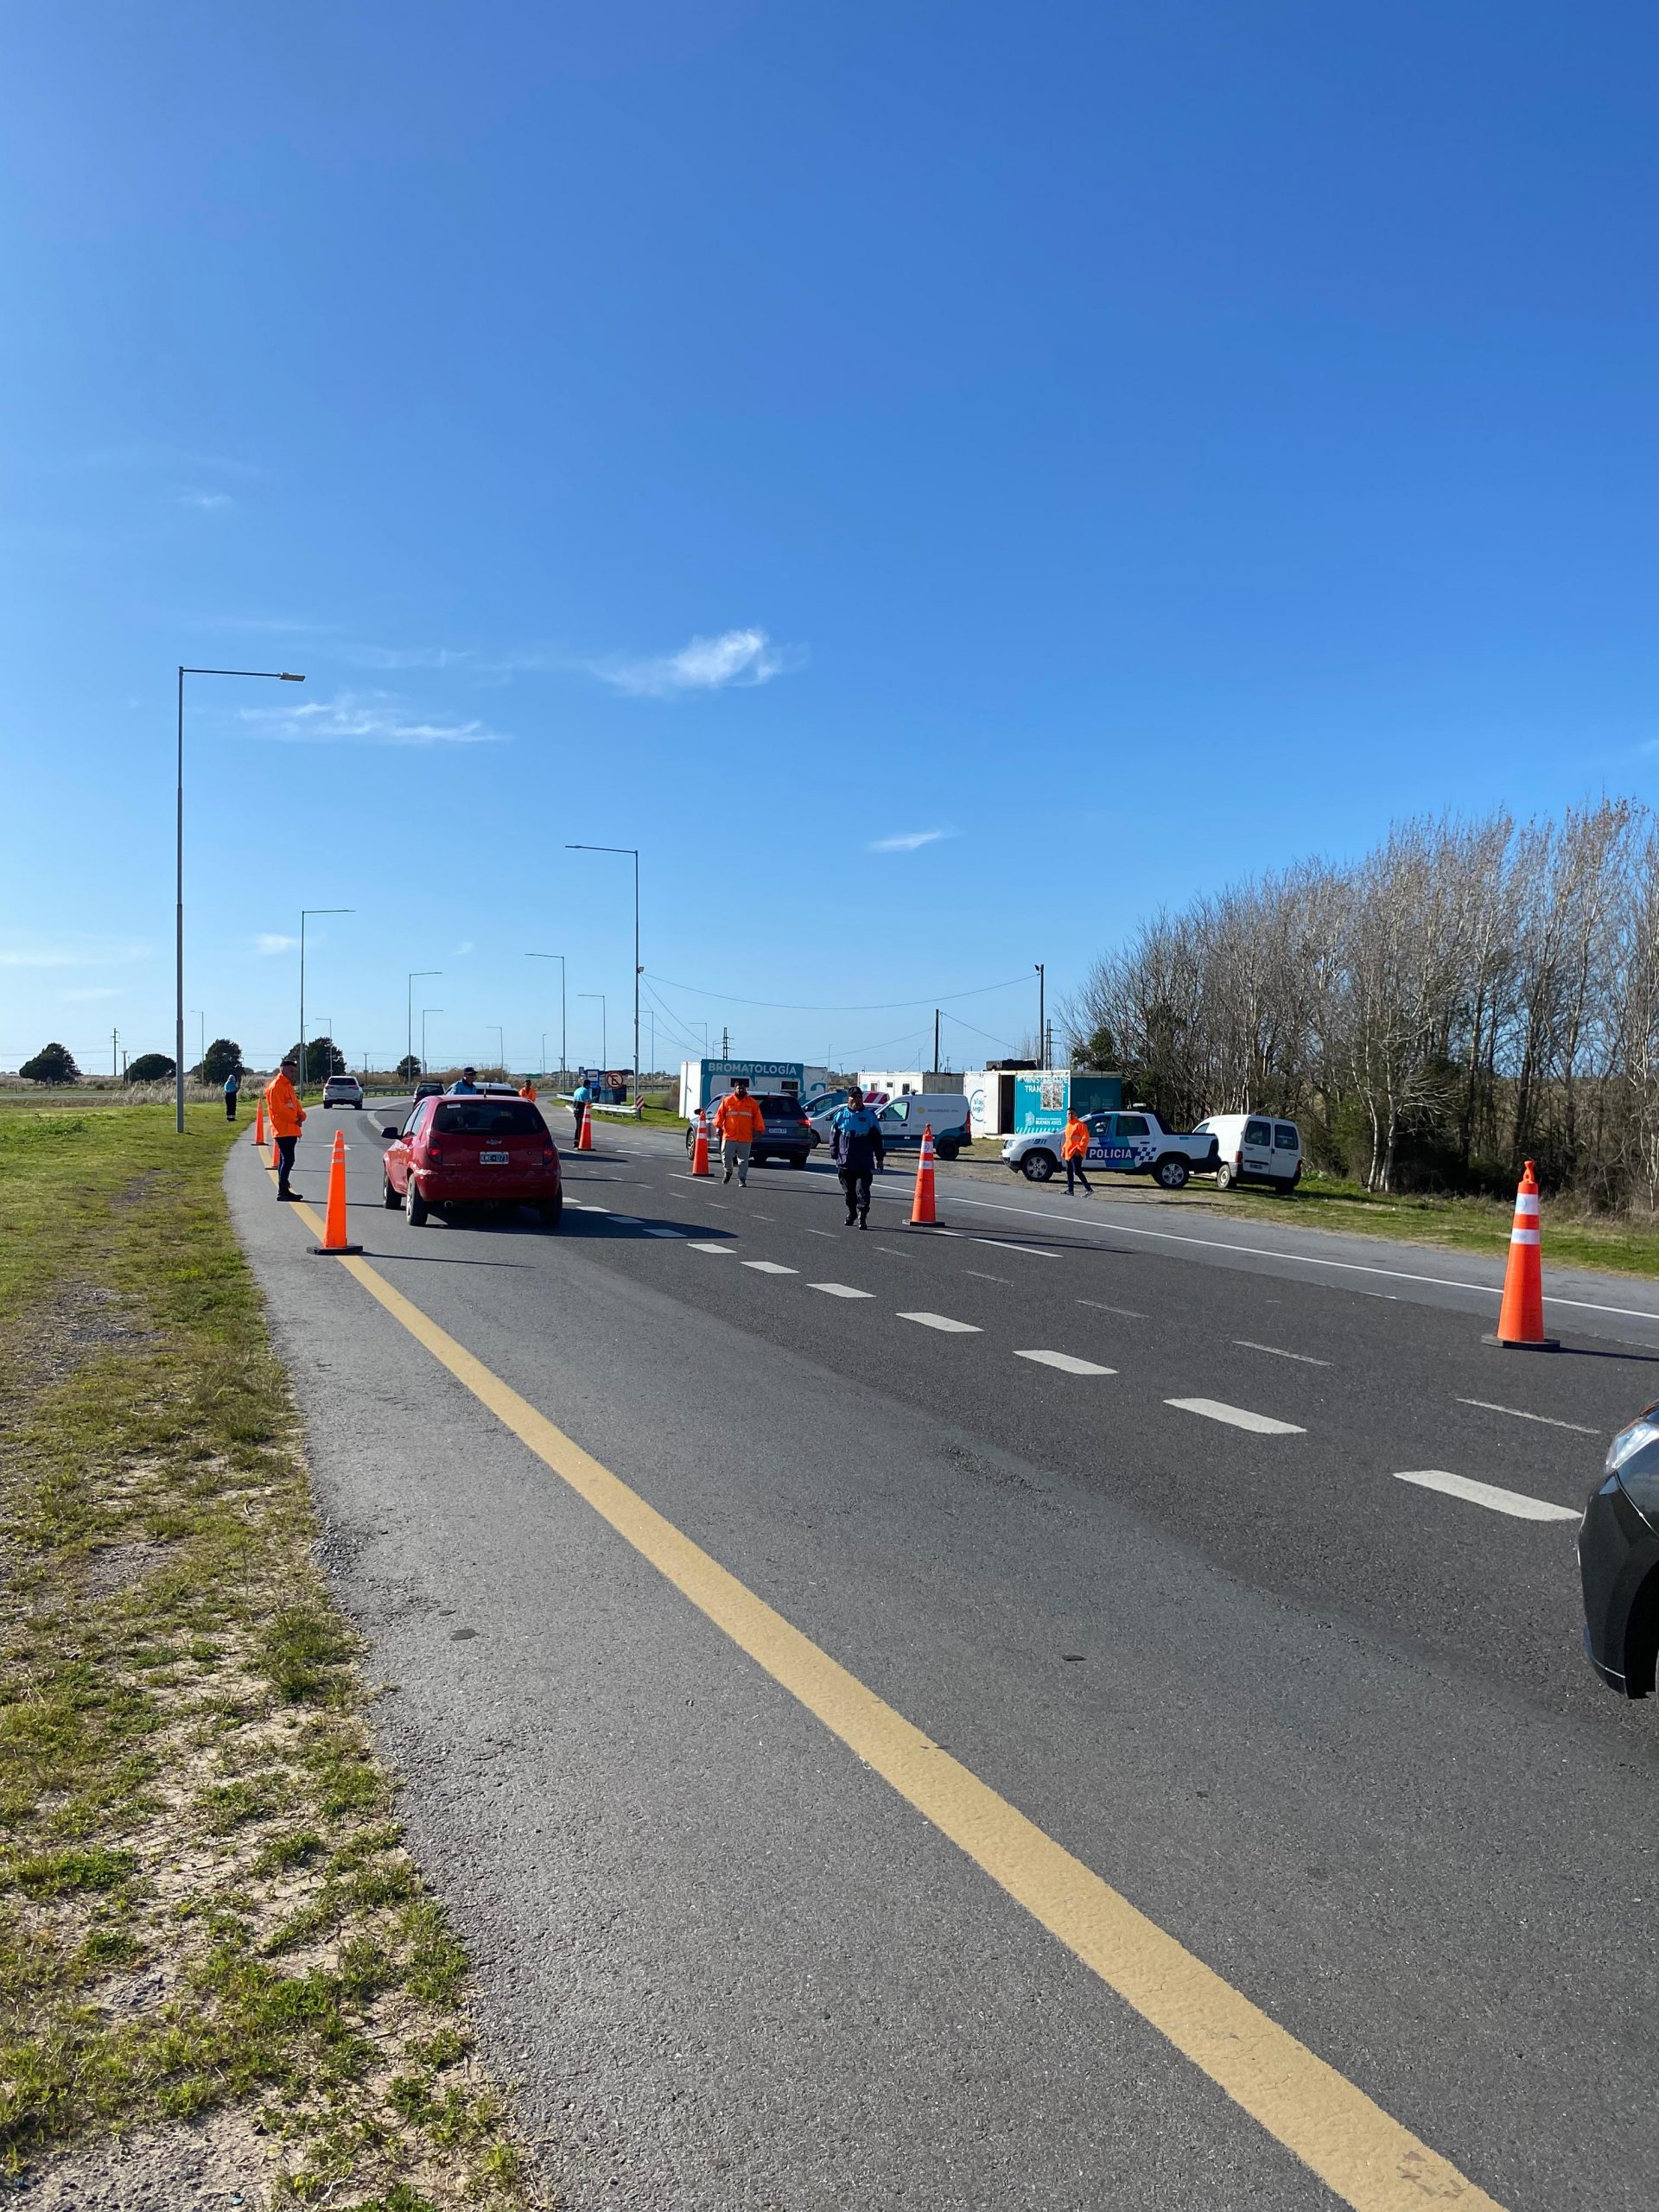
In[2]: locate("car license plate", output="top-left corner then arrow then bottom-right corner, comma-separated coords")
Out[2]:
479,1150 -> 510,1166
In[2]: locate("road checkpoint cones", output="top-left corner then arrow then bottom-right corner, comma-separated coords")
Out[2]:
690,1105 -> 711,1177
910,1122 -> 938,1226
253,1097 -> 265,1146
1484,1160 -> 1558,1351
575,1103 -> 594,1151
310,1130 -> 363,1256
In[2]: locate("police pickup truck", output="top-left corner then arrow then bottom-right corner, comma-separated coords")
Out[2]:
1001,1108 -> 1219,1189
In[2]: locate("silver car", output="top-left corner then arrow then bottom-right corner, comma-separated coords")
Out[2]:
321,1073 -> 365,1109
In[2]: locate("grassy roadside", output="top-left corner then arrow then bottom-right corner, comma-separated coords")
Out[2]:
0,1105 -> 542,2206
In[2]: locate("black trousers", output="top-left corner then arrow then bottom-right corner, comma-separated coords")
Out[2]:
839,1163 -> 873,1219
225,1093 -> 238,1119
1065,1154 -> 1093,1193
275,1135 -> 297,1192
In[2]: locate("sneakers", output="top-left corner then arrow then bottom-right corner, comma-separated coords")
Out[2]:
276,1189 -> 301,1201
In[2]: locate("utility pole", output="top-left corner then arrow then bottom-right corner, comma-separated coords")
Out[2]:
933,1007 -> 941,1073
1035,964 -> 1046,1067
111,1027 -> 118,1079
721,1025 -> 730,1058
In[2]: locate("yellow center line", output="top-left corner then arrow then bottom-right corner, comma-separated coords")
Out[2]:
269,1158 -> 1505,2211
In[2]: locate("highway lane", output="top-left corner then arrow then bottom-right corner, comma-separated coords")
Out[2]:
229,1107 -> 1659,2210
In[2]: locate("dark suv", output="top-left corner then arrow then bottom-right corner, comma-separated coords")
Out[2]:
685,1092 -> 813,1170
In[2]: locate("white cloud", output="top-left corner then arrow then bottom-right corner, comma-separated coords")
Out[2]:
241,690 -> 509,747
453,940 -> 474,956
341,645 -> 472,671
178,489 -> 233,511
255,933 -> 298,956
590,627 -> 804,700
868,829 -> 956,854
60,986 -> 123,1002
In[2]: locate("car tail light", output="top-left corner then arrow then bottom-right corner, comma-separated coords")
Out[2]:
1233,1151 -> 1243,1168
541,1147 -> 556,1165
426,1143 -> 443,1166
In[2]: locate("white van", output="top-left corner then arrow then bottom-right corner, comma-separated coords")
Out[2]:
808,1090 -> 971,1159
1192,1112 -> 1303,1193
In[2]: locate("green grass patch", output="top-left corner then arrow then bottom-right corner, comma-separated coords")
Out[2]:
0,1102 -> 537,2203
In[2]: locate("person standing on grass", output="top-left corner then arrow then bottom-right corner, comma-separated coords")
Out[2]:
830,1084 -> 884,1228
223,1068 -> 240,1122
1062,1108 -> 1095,1196
714,1076 -> 766,1187
264,1057 -> 306,1200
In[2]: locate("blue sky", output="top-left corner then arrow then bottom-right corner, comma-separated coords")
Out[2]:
3,1 -> 1656,1076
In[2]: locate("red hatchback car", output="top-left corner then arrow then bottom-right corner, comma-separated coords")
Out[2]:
381,1095 -> 563,1227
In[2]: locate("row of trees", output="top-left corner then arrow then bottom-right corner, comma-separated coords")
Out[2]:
1068,799 -> 1659,1206
18,1038 -> 250,1087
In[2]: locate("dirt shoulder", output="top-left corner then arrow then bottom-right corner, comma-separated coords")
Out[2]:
0,1104 -> 545,2208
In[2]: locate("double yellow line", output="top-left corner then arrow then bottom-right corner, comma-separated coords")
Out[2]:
275,1161 -> 1504,2211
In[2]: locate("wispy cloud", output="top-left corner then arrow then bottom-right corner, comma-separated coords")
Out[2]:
453,940 -> 475,957
0,937 -> 149,969
588,627 -> 804,700
178,489 -> 233,512
60,986 -> 122,1002
241,690 -> 509,747
79,442 -> 263,479
340,645 -> 473,671
868,829 -> 956,854
255,934 -> 298,956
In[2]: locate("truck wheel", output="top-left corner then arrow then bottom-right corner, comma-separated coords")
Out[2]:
1020,1151 -> 1057,1183
1215,1161 -> 1236,1191
404,1176 -> 429,1227
1154,1155 -> 1190,1191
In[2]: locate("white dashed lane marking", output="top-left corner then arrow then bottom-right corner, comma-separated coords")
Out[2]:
642,1227 -> 685,1238
1078,1300 -> 1145,1319
1014,1350 -> 1116,1376
1165,1398 -> 1306,1436
688,1242 -> 735,1255
899,1313 -> 982,1334
742,1261 -> 798,1275
809,1282 -> 874,1299
1233,1341 -> 1331,1367
1455,1398 -> 1600,1436
1393,1469 -> 1581,1522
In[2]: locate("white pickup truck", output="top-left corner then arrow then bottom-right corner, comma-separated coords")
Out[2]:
1001,1108 -> 1220,1189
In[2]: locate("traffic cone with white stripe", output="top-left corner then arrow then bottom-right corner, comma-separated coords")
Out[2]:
1484,1160 -> 1558,1351
910,1122 -> 938,1226
310,1129 -> 363,1256
576,1101 -> 594,1151
690,1105 -> 711,1177
253,1097 -> 265,1146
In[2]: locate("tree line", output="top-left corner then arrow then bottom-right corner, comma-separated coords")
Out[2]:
1068,798 -> 1659,1205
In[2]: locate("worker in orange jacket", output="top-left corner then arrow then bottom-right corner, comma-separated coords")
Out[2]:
713,1077 -> 767,1188
264,1056 -> 307,1200
1061,1108 -> 1095,1197
518,1078 -> 537,1102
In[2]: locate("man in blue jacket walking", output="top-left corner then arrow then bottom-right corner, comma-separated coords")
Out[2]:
830,1086 -> 885,1229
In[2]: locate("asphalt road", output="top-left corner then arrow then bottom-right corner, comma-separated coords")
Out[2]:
228,1106 -> 1659,2211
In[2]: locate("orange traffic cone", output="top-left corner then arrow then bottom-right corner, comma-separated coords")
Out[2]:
575,1102 -> 594,1151
690,1105 -> 711,1177
910,1122 -> 938,1226
1484,1160 -> 1557,1350
253,1097 -> 265,1146
310,1130 -> 363,1256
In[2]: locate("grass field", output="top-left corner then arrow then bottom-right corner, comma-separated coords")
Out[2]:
0,1103 -> 537,2205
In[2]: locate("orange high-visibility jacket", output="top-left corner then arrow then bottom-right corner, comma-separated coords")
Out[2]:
519,1082 -> 537,1101
1061,1115 -> 1090,1160
264,1072 -> 306,1139
715,1091 -> 767,1143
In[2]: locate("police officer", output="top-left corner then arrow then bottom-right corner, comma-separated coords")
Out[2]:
830,1084 -> 885,1227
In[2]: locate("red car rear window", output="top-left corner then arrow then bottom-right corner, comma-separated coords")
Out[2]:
432,1103 -> 544,1135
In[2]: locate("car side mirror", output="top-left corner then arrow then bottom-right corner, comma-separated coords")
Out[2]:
380,1125 -> 400,1140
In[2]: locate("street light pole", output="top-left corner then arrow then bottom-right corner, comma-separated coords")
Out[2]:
580,992 -> 607,1067
175,664 -> 305,1130
422,1010 -> 442,1074
300,909 -> 353,1097
566,845 -> 639,1111
1035,963 -> 1046,1069
407,970 -> 441,1071
524,954 -> 566,1082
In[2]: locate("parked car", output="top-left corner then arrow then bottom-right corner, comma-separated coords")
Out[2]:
686,1092 -> 813,1169
872,1094 -> 970,1160
413,1078 -> 444,1103
321,1073 -> 364,1109
1002,1108 -> 1217,1188
381,1095 -> 563,1225
1580,1404 -> 1659,1701
1192,1113 -> 1303,1193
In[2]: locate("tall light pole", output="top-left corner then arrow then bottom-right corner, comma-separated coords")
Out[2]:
422,1009 -> 442,1074
580,992 -> 607,1067
525,953 -> 565,1081
1035,963 -> 1046,1068
407,970 -> 441,1071
300,909 -> 353,1096
175,665 -> 305,1130
567,844 -> 639,1109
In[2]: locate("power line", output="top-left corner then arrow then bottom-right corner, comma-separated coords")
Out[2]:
642,969 -> 1033,1014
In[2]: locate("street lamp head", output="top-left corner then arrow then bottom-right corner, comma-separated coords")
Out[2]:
279,672 -> 306,683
